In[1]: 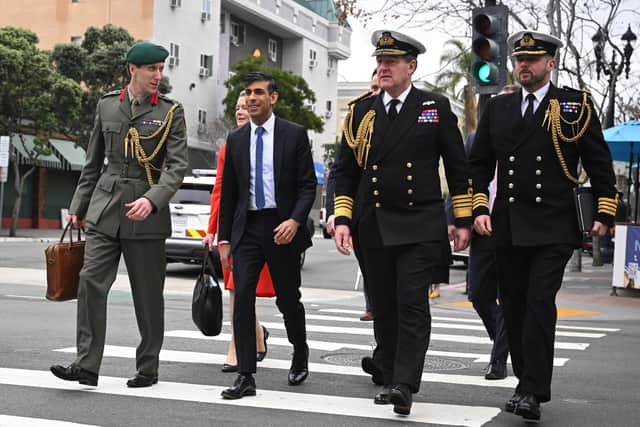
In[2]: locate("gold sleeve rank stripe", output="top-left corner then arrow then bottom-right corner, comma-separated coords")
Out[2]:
452,193 -> 473,218
598,196 -> 617,216
472,193 -> 489,209
334,195 -> 354,219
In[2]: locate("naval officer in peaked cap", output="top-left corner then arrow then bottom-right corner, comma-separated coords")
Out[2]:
333,29 -> 472,415
469,29 -> 617,421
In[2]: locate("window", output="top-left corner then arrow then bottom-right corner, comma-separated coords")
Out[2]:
200,0 -> 211,20
220,13 -> 226,33
169,42 -> 180,66
325,100 -> 333,118
169,0 -> 181,8
71,0 -> 80,3
326,100 -> 332,112
197,109 -> 207,134
309,49 -> 317,68
199,54 -> 213,78
70,36 -> 82,44
268,39 -> 278,62
230,21 -> 245,46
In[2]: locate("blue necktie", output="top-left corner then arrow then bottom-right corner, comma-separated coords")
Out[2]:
255,126 -> 265,209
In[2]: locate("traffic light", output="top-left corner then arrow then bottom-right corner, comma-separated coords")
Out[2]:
471,5 -> 509,94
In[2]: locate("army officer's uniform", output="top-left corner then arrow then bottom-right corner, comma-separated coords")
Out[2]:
51,42 -> 188,386
469,30 -> 617,416
334,31 -> 472,406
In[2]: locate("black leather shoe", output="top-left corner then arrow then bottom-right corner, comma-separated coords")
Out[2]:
485,361 -> 507,380
515,393 -> 541,421
126,373 -> 158,388
361,356 -> 384,386
389,384 -> 412,415
288,345 -> 309,386
505,392 -> 523,413
221,374 -> 256,399
256,326 -> 269,362
50,364 -> 98,386
221,363 -> 238,373
374,386 -> 391,404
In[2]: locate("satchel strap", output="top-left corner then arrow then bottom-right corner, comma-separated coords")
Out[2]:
200,250 -> 220,287
60,222 -> 85,244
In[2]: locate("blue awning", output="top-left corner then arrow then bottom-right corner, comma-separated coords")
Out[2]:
603,120 -> 640,162
314,161 -> 325,184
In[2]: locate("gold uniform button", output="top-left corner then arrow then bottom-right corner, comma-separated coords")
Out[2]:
536,155 -> 542,162
372,165 -> 379,171
508,169 -> 514,176
375,202 -> 381,208
508,197 -> 515,203
406,175 -> 413,181
535,169 -> 542,176
371,177 -> 378,183
509,156 -> 515,162
536,183 -> 542,189
408,201 -> 414,207
508,183 -> 514,189
407,189 -> 413,195
536,197 -> 542,203
406,162 -> 413,168
373,190 -> 380,196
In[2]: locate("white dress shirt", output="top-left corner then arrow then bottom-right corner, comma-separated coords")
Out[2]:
521,82 -> 550,117
382,84 -> 412,114
249,114 -> 276,210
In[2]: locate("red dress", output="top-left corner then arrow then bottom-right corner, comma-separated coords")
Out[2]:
208,144 -> 276,297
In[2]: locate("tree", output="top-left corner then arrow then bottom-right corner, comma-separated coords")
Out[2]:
52,24 -> 172,149
0,27 -> 82,236
223,56 -> 324,133
435,38 -> 477,136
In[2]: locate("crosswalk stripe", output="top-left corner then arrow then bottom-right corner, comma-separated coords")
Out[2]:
0,415 -> 98,427
164,330 -> 569,366
303,315 -> 605,338
53,346 -> 518,389
0,368 -> 501,426
256,322 -> 590,350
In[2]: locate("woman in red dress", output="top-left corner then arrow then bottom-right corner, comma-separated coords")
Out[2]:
203,93 -> 275,372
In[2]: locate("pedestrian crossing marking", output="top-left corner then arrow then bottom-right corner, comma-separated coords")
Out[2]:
255,322 -> 590,350
0,368 -> 501,426
0,415 -> 98,427
54,346 -> 519,389
302,314 -> 605,338
164,330 -> 570,366
443,301 -> 601,318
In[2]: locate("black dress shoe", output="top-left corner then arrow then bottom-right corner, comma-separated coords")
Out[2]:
389,384 -> 413,415
361,356 -> 384,386
505,392 -> 523,413
374,386 -> 391,405
256,326 -> 269,362
221,373 -> 256,399
288,345 -> 309,386
221,363 -> 238,373
514,393 -> 541,421
485,361 -> 507,380
50,364 -> 98,386
126,373 -> 158,388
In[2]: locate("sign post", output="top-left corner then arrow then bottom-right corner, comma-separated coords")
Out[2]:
0,135 -> 10,231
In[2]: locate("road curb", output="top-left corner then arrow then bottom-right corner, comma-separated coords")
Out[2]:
0,237 -> 58,243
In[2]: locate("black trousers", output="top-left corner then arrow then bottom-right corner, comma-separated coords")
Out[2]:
361,241 -> 442,393
496,244 -> 574,402
232,210 -> 307,374
467,233 -> 509,365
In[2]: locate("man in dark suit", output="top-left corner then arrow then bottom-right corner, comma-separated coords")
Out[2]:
217,72 -> 316,399
470,30 -> 617,422
333,30 -> 472,415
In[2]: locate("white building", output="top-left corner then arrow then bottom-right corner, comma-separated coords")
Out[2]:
153,0 -> 351,167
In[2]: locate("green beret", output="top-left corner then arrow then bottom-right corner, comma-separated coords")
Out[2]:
125,42 -> 169,65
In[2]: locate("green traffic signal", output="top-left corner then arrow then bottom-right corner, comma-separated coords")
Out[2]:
478,63 -> 491,83
470,5 -> 509,94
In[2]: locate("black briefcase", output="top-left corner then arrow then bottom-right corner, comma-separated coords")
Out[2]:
192,250 -> 223,336
574,186 -> 594,234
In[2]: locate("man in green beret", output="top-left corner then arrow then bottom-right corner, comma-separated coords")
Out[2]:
50,41 -> 188,388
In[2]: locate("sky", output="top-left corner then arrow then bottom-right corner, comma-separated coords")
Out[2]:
337,13 -> 450,84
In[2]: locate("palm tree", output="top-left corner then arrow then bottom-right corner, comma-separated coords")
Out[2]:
435,39 -> 477,137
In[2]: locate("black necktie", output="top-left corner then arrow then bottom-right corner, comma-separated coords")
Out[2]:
523,93 -> 536,125
388,99 -> 400,121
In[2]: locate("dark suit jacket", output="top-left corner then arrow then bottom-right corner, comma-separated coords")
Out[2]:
335,86 -> 471,248
469,84 -> 617,248
218,116 -> 317,254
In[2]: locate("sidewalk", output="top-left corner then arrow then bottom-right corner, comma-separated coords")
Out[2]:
0,227 -> 62,242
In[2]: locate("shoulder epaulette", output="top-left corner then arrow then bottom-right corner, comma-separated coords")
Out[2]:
347,91 -> 373,106
157,93 -> 176,102
562,85 -> 591,95
102,90 -> 121,98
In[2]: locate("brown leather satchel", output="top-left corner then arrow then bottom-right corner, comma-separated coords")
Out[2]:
45,223 -> 85,301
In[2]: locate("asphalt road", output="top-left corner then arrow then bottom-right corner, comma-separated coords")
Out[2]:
0,235 -> 639,426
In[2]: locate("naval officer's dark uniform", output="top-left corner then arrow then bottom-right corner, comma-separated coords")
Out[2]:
469,30 -> 617,417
